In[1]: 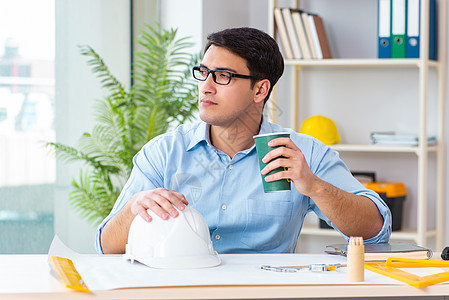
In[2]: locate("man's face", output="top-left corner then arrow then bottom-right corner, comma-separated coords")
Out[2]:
198,45 -> 259,128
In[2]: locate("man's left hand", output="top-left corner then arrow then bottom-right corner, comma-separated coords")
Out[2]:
260,137 -> 320,197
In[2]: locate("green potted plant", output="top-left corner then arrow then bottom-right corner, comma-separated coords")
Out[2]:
47,24 -> 199,225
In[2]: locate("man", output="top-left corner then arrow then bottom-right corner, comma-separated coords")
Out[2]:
96,27 -> 391,254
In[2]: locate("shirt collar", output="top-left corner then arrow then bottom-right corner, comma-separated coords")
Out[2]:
257,115 -> 273,135
241,116 -> 272,155
186,121 -> 209,151
186,117 -> 272,152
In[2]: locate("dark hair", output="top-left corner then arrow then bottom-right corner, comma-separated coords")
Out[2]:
204,27 -> 284,103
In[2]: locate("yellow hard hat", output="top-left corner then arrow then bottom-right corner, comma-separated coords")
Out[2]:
300,115 -> 340,145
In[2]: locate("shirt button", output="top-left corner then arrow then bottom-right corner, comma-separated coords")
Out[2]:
221,204 -> 227,210
228,164 -> 234,170
215,234 -> 221,240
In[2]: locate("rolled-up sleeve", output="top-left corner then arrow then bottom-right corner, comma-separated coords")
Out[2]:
317,191 -> 392,244
303,138 -> 392,244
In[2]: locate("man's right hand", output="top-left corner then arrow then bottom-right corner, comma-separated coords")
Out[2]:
100,188 -> 188,254
129,188 -> 189,222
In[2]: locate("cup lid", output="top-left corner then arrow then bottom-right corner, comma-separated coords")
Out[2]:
253,132 -> 291,139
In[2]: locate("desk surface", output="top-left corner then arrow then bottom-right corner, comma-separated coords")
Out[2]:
2,254 -> 449,300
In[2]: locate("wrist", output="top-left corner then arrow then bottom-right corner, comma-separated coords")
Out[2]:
303,175 -> 325,199
124,197 -> 138,220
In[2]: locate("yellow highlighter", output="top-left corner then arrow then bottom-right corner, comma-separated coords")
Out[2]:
49,256 -> 91,293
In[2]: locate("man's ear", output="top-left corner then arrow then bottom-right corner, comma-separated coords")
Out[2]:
253,79 -> 271,104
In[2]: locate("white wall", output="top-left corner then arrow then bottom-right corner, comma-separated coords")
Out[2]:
55,0 -> 131,253
160,0 -> 203,54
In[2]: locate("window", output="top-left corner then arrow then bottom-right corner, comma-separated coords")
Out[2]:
0,0 -> 55,253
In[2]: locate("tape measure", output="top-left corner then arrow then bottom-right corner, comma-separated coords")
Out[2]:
365,257 -> 449,288
49,256 -> 91,293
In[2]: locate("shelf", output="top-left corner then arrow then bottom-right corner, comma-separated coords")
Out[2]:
270,0 -> 446,250
330,144 -> 438,154
284,58 -> 439,68
300,225 -> 437,241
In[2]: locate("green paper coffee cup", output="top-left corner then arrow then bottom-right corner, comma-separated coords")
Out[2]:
254,132 -> 291,193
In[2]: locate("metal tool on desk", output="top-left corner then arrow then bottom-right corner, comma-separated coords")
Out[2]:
261,263 -> 345,273
365,257 -> 449,288
261,265 -> 297,273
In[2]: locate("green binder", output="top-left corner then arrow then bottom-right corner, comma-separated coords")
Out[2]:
391,0 -> 407,58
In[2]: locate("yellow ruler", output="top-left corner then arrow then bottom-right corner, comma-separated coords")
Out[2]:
365,257 -> 449,288
49,256 -> 91,293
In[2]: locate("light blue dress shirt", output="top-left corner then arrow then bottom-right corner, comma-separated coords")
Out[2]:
96,118 -> 391,254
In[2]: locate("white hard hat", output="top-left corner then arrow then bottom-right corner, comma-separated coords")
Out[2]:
124,206 -> 220,269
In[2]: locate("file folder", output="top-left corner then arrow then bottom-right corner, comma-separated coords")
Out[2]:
301,11 -> 317,59
428,0 -> 437,60
282,8 -> 303,59
274,8 -> 294,59
391,0 -> 406,58
308,14 -> 323,59
406,0 -> 419,58
378,0 -> 392,58
405,0 -> 437,59
311,14 -> 332,59
291,9 -> 312,59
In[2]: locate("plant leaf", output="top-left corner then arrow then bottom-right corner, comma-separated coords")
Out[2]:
48,23 -> 200,225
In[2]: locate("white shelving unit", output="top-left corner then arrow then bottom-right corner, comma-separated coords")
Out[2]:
268,0 -> 446,249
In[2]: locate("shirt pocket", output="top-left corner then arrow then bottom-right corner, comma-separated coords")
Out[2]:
240,196 -> 293,252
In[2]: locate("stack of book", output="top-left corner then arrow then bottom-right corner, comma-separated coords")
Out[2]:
371,132 -> 437,146
274,7 -> 332,60
377,0 -> 437,59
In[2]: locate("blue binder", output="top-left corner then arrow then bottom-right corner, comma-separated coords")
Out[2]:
406,0 -> 420,58
406,0 -> 437,60
378,0 -> 392,58
428,0 -> 437,60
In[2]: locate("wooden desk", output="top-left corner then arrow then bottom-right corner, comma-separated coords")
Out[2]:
2,254 -> 449,300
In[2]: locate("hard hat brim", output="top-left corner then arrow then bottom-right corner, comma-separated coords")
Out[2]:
124,251 -> 221,269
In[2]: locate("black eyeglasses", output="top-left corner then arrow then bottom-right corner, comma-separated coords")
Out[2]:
192,66 -> 262,85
